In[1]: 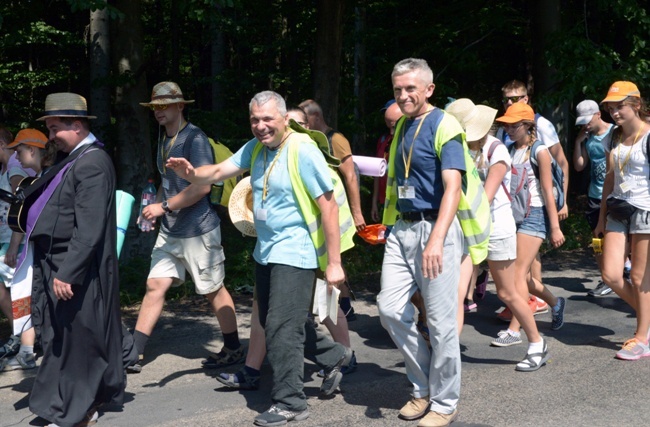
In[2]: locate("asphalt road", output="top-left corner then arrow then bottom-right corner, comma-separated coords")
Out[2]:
1,249 -> 650,426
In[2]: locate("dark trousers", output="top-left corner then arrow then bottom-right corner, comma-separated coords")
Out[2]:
255,262 -> 345,411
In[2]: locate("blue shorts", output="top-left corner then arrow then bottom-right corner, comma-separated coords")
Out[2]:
517,206 -> 548,240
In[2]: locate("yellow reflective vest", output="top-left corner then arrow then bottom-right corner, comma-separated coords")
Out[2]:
382,111 -> 490,265
252,131 -> 355,271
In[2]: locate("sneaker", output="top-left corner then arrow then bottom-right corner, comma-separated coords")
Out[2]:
398,395 -> 430,421
202,345 -> 246,369
491,330 -> 523,347
551,297 -> 566,331
588,281 -> 613,297
319,347 -> 352,397
126,354 -> 143,374
254,405 -> 309,426
417,408 -> 458,427
217,367 -> 260,390
616,338 -> 650,361
317,351 -> 357,377
496,306 -> 513,322
0,335 -> 20,359
515,339 -> 549,372
474,270 -> 489,301
624,266 -> 632,281
534,297 -> 549,315
464,301 -> 477,313
2,352 -> 36,370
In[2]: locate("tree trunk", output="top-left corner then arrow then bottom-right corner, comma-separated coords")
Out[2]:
113,0 -> 156,258
89,3 -> 111,148
313,0 -> 345,128
211,21 -> 225,113
352,6 -> 366,154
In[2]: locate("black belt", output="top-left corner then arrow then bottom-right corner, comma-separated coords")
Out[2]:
400,209 -> 439,222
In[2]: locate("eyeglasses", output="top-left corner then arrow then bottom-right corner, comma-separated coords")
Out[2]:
503,96 -> 525,104
149,104 -> 169,111
503,123 -> 524,131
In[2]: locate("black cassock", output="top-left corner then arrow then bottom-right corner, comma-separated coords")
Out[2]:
28,145 -> 125,427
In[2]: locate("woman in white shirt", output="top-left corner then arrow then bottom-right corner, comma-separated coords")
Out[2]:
594,81 -> 650,360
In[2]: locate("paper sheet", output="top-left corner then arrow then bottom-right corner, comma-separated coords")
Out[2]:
312,279 -> 340,325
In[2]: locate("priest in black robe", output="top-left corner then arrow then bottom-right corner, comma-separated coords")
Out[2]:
26,93 -> 126,427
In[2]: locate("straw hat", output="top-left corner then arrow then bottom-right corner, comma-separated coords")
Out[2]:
228,176 -> 257,237
495,103 -> 535,124
600,81 -> 641,104
139,82 -> 195,107
37,93 -> 97,121
445,98 -> 497,141
7,129 -> 48,149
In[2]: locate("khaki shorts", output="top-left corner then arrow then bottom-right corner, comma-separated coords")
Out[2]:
149,226 -> 226,295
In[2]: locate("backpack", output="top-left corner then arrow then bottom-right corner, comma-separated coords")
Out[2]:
529,140 -> 565,212
507,144 -> 533,225
182,130 -> 242,208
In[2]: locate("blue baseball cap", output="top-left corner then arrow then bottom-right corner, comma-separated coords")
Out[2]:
380,99 -> 396,112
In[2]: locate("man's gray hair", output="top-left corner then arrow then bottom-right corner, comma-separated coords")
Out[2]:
392,58 -> 434,85
249,91 -> 287,116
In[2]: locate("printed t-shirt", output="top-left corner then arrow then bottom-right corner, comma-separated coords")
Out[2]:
230,132 -> 334,269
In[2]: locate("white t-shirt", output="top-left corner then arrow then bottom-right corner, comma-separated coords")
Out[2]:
603,129 -> 650,210
470,136 -> 516,239
510,142 -> 549,208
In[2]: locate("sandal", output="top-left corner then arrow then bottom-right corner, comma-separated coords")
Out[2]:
515,340 -> 549,372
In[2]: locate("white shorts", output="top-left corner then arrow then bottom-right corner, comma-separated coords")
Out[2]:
149,226 -> 226,295
487,234 -> 517,261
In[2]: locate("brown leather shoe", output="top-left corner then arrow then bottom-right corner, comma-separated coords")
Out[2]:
417,408 -> 458,427
398,395 -> 430,420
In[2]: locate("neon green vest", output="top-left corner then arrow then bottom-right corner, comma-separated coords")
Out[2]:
252,132 -> 355,271
383,111 -> 490,264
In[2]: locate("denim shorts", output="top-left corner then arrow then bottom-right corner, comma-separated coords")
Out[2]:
606,208 -> 650,235
517,206 -> 548,239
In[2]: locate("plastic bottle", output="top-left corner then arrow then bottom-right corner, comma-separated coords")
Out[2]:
139,179 -> 157,232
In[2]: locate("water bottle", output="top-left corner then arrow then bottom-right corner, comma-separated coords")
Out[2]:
210,181 -> 224,206
139,179 -> 157,232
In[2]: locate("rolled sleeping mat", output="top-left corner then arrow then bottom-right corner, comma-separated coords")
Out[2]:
352,155 -> 387,177
115,190 -> 135,258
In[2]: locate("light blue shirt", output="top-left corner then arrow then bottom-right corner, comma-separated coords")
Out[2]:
230,134 -> 334,269
586,124 -> 612,200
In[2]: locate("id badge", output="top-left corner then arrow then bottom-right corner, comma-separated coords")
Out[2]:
255,208 -> 267,221
398,185 -> 415,199
162,177 -> 170,190
619,178 -> 634,193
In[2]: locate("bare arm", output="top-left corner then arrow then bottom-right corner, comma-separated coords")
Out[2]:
573,128 -> 590,172
537,149 -> 565,248
549,143 -> 569,220
422,168 -> 461,279
315,190 -> 345,287
594,150 -> 614,238
338,155 -> 366,230
483,161 -> 507,205
166,157 -> 244,186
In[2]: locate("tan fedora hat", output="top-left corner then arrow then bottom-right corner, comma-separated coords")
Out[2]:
228,176 -> 257,237
446,98 -> 497,142
37,93 -> 97,121
139,81 -> 195,107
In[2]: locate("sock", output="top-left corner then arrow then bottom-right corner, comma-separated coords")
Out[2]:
133,330 -> 149,356
528,340 -> 544,354
19,345 -> 34,355
552,300 -> 562,313
223,331 -> 240,350
340,297 -> 352,313
507,329 -> 521,337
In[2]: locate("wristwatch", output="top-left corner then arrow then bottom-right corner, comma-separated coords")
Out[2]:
162,200 -> 173,213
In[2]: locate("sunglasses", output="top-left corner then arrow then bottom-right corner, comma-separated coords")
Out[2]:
503,96 -> 525,104
149,104 -> 169,111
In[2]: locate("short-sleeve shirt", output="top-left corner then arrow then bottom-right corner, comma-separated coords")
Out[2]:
328,130 -> 353,161
510,142 -> 549,207
0,153 -> 32,243
471,136 -> 515,239
230,132 -> 334,269
156,123 -> 220,238
603,128 -> 650,210
394,110 -> 466,212
584,124 -> 612,200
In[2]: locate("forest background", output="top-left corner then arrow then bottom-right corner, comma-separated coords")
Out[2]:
1,0 -> 649,299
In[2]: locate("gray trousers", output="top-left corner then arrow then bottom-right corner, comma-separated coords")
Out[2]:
377,218 -> 462,414
256,262 -> 345,411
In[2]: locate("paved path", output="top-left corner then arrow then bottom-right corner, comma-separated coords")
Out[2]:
1,249 -> 650,426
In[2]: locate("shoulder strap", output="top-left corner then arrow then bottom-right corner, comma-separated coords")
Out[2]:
428,108 -> 446,157
486,139 -> 502,162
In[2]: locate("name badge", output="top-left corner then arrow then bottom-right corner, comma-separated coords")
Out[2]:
619,178 -> 634,193
398,185 -> 415,199
255,208 -> 267,221
162,177 -> 170,190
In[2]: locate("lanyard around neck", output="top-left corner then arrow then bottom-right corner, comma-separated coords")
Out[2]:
616,124 -> 645,177
262,130 -> 292,202
401,108 -> 433,180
